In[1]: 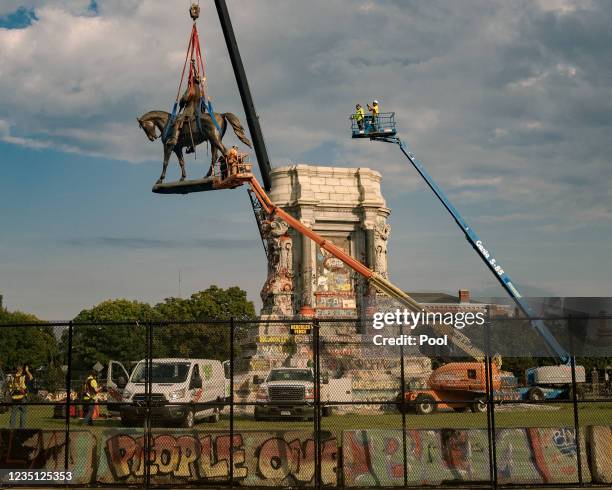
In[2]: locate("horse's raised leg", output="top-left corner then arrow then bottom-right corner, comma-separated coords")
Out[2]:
175,148 -> 187,181
157,145 -> 173,184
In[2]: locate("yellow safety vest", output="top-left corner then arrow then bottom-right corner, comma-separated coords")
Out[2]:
82,376 -> 98,401
355,107 -> 365,121
371,104 -> 379,115
10,374 -> 27,401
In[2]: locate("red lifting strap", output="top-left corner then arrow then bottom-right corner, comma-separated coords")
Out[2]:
174,23 -> 207,104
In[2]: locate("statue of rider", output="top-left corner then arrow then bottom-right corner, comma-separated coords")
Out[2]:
166,60 -> 202,152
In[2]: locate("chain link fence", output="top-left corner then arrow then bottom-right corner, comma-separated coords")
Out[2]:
0,315 -> 610,488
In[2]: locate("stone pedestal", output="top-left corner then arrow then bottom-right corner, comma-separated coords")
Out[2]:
237,164 -> 431,406
261,164 -> 391,318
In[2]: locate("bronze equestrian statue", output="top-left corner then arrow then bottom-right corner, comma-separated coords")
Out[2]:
137,109 -> 251,184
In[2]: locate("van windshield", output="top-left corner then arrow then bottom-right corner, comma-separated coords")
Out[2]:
131,362 -> 190,383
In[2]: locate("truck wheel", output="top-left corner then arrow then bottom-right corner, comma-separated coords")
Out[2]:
207,408 -> 220,423
528,387 -> 545,401
120,412 -> 135,427
182,410 -> 195,428
322,406 -> 333,417
472,397 -> 487,413
415,395 -> 436,415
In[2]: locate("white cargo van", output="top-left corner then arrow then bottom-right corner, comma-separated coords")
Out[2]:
120,358 -> 227,428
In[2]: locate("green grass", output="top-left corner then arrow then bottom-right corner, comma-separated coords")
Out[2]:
2,402 -> 610,441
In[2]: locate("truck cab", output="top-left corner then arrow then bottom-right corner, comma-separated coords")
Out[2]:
253,367 -> 352,420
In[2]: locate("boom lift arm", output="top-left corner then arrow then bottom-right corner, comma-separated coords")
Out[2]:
373,135 -> 571,365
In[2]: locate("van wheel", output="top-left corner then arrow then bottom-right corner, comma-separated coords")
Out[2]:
121,415 -> 136,427
322,406 -> 333,417
472,397 -> 487,413
415,395 -> 436,415
207,408 -> 220,423
182,410 -> 195,428
528,387 -> 544,401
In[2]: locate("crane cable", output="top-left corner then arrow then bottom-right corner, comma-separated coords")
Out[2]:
163,4 -> 223,143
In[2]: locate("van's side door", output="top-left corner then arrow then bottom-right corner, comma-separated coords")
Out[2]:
190,364 -> 204,415
107,361 -> 130,412
222,360 -> 231,402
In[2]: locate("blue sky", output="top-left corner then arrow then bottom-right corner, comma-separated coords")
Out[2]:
1,0 -> 611,319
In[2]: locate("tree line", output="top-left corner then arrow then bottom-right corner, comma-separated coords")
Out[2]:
0,286 -> 255,378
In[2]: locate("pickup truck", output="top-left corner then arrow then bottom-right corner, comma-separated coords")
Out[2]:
253,367 -> 352,420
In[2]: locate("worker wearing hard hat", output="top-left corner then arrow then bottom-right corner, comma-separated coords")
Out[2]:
367,100 -> 380,131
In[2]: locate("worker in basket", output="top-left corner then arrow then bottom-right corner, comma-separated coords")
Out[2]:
166,61 -> 202,152
367,100 -> 380,131
217,145 -> 239,179
353,103 -> 365,131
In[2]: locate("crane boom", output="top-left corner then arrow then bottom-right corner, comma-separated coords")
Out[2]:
214,0 -> 273,191
374,135 -> 570,364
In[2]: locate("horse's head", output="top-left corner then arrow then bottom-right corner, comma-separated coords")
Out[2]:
137,116 -> 159,142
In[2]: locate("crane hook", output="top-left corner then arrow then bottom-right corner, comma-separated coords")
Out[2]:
189,3 -> 200,21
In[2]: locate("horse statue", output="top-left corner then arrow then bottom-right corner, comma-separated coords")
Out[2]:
137,110 -> 252,184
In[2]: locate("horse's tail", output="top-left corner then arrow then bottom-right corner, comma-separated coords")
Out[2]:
223,113 -> 252,148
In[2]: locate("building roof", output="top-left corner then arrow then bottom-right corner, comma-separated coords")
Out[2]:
406,292 -> 473,304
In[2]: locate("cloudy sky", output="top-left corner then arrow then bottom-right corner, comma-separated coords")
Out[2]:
1,0 -> 611,320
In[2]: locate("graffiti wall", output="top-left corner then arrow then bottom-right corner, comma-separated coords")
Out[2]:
1,426 -> 609,486
98,429 -> 337,486
0,429 -> 96,484
342,428 -> 592,486
497,427 -> 590,484
588,426 -> 612,483
342,429 -> 490,486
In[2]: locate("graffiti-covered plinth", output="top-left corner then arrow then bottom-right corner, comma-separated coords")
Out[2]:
259,164 -> 391,318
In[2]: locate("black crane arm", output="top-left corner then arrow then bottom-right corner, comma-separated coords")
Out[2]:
214,0 -> 273,191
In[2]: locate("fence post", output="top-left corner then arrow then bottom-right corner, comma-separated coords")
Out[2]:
313,318 -> 321,489
145,321 -> 153,490
484,307 -> 498,489
64,321 -> 73,471
230,318 -> 235,487
568,315 -> 584,487
399,320 -> 408,487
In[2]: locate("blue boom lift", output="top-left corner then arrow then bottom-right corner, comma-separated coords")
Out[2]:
350,112 -> 572,369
